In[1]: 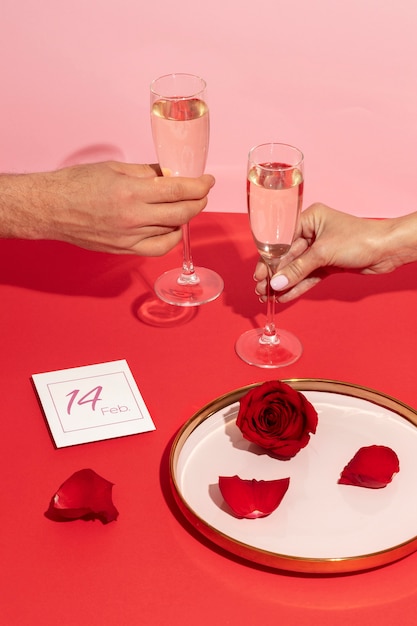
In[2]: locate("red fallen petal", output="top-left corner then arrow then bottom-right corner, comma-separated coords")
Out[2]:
219,475 -> 290,519
338,445 -> 400,489
45,468 -> 119,524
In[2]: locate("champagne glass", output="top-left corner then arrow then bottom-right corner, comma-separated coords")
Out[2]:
150,73 -> 224,306
235,142 -> 304,368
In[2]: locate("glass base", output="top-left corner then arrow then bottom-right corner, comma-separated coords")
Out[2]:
235,328 -> 303,368
154,266 -> 224,307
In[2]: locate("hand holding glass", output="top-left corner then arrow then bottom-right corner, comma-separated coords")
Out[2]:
150,73 -> 224,306
235,143 -> 304,367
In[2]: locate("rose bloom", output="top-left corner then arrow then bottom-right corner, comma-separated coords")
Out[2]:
236,380 -> 318,460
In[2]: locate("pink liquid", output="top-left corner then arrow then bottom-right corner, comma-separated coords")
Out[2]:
151,98 -> 209,177
247,162 -> 303,263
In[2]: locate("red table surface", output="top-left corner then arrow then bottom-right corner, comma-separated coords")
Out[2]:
1,211 -> 417,626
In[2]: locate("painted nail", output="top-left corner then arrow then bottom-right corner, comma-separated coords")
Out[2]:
270,275 -> 289,291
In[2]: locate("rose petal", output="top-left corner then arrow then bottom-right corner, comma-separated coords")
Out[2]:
218,475 -> 290,519
338,445 -> 400,489
45,468 -> 119,524
236,380 -> 318,460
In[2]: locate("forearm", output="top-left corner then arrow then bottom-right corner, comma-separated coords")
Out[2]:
367,212 -> 417,273
299,205 -> 417,275
0,172 -> 54,240
387,212 -> 417,264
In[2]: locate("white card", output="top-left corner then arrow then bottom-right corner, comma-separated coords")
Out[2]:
32,360 -> 155,447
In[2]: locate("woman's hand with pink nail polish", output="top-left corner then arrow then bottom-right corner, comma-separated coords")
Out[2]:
253,203 -> 417,303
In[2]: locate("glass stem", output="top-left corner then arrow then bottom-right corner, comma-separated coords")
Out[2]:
177,224 -> 200,285
260,264 -> 279,345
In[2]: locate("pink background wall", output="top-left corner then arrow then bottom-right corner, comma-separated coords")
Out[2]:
1,0 -> 416,217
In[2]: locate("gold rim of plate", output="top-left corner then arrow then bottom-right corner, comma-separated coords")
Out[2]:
169,378 -> 417,574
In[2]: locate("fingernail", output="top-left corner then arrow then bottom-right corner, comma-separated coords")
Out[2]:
271,275 -> 289,291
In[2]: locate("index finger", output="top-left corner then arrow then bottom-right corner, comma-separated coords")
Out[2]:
148,174 -> 215,204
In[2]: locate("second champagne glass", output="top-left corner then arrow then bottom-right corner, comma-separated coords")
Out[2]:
150,73 -> 224,306
235,142 -> 304,368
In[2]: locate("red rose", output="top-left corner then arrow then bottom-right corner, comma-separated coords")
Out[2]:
236,381 -> 318,460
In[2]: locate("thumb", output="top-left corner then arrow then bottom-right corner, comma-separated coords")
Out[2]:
270,248 -> 320,291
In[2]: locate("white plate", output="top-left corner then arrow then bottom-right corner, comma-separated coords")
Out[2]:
169,379 -> 417,573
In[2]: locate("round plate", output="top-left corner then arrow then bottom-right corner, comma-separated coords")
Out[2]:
169,379 -> 417,574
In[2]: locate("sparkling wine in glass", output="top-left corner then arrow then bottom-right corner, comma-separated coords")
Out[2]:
235,142 -> 304,368
150,73 -> 224,306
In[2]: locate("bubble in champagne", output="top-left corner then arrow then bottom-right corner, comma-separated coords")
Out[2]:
263,172 -> 286,190
292,168 -> 303,186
